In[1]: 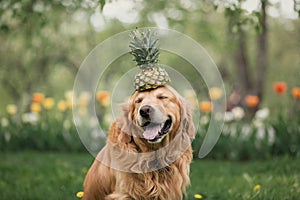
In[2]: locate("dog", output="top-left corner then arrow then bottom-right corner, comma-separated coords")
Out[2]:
83,85 -> 195,200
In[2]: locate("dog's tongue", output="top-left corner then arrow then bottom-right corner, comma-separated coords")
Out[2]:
143,124 -> 161,140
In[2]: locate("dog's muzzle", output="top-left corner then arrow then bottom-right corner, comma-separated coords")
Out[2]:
138,105 -> 172,143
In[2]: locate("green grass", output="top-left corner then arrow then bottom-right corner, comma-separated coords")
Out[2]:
188,157 -> 300,199
0,152 -> 299,200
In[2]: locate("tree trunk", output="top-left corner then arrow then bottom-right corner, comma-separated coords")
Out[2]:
256,0 -> 268,101
235,28 -> 252,94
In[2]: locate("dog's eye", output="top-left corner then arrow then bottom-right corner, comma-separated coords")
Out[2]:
135,98 -> 143,103
157,95 -> 168,100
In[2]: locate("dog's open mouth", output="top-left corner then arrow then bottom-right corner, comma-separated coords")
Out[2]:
142,117 -> 172,143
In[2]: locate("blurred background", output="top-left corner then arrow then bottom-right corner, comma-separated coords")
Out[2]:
0,0 -> 299,108
1,0 -> 299,156
0,0 -> 300,199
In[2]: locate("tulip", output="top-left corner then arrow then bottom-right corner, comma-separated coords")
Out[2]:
209,87 -> 223,100
245,95 -> 259,107
30,103 -> 41,113
57,100 -> 68,112
292,87 -> 300,100
96,91 -> 110,107
273,82 -> 287,95
6,104 -> 18,115
32,93 -> 45,103
199,101 -> 213,113
43,98 -> 55,110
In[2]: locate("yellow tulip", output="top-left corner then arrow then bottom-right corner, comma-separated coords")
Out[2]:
209,87 -> 223,100
57,100 -> 67,112
43,98 -> 55,110
6,104 -> 18,115
30,103 -> 41,113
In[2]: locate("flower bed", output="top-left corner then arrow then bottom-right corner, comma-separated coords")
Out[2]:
1,82 -> 300,160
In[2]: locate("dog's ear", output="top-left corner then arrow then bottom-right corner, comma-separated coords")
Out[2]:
180,97 -> 195,139
116,102 -> 133,143
166,85 -> 195,139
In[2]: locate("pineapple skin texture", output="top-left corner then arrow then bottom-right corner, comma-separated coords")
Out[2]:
134,66 -> 170,91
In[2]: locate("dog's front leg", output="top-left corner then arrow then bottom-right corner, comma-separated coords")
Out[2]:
83,159 -> 116,200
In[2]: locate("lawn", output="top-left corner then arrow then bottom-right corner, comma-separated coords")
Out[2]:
0,151 -> 299,200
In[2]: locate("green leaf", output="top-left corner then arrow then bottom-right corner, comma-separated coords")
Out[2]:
232,24 -> 239,33
0,24 -> 9,33
99,0 -> 106,11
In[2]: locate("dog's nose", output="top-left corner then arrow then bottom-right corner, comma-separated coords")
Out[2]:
139,105 -> 153,119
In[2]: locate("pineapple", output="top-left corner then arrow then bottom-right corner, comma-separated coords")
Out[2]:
129,29 -> 170,91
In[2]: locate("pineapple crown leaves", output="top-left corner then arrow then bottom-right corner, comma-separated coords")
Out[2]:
129,29 -> 160,69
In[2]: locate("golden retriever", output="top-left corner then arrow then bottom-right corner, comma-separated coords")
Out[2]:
83,85 -> 195,200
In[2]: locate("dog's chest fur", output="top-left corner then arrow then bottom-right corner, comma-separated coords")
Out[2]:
114,152 -> 191,200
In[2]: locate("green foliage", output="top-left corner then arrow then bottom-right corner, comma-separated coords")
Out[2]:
0,112 -> 85,152
271,113 -> 300,157
223,2 -> 261,34
192,110 -> 300,161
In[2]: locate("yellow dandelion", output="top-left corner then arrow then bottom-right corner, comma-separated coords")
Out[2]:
43,98 -> 55,110
253,184 -> 261,192
293,182 -> 299,188
194,194 -> 203,199
76,191 -> 84,198
209,87 -> 223,100
6,104 -> 18,115
30,102 -> 41,113
57,100 -> 68,112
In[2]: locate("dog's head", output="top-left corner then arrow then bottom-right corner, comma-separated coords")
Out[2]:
122,85 -> 194,146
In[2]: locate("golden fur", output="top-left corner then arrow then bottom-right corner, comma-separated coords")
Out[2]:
83,86 -> 195,200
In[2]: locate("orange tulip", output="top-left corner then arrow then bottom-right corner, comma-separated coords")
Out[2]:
292,87 -> 300,100
273,82 -> 287,95
199,101 -> 213,113
32,93 -> 45,103
96,91 -> 110,107
245,95 -> 259,107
